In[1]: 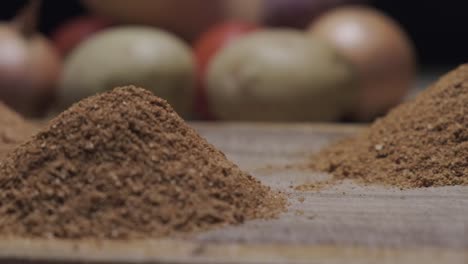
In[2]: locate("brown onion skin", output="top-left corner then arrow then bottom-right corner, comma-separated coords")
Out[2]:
0,25 -> 62,117
309,6 -> 416,121
27,35 -> 62,115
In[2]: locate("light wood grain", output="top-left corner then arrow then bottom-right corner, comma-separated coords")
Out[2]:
0,123 -> 466,264
0,238 -> 466,264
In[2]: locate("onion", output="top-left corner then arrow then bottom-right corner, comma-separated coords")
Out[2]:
0,0 -> 62,117
223,0 -> 265,23
309,6 -> 416,121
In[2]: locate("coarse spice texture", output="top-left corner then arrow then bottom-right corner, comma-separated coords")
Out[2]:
0,102 -> 37,159
0,86 -> 285,240
309,64 -> 468,189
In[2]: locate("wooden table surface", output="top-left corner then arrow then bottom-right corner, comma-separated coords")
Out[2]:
0,123 -> 467,264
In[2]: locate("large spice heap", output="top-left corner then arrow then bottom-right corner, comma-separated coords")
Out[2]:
0,102 -> 37,158
0,86 -> 284,239
312,64 -> 468,188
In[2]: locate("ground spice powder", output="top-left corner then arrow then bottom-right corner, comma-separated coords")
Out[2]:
0,86 -> 285,239
310,64 -> 468,189
0,102 -> 37,159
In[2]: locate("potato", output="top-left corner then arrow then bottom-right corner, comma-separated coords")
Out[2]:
206,29 -> 357,121
59,26 -> 195,117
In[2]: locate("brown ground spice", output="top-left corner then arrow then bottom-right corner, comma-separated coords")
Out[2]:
0,102 -> 37,159
0,86 -> 285,240
308,64 -> 468,189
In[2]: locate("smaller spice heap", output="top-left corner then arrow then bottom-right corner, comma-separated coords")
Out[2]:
0,102 -> 37,158
310,64 -> 468,189
0,86 -> 285,240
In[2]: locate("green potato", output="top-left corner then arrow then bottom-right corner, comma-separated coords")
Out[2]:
59,26 -> 195,117
206,29 -> 357,121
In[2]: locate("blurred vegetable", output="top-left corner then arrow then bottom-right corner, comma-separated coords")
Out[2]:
59,26 -> 195,117
193,21 -> 259,119
264,0 -> 362,28
206,29 -> 356,121
309,6 -> 416,121
82,0 -> 223,40
223,0 -> 264,24
51,16 -> 112,57
0,0 -> 61,117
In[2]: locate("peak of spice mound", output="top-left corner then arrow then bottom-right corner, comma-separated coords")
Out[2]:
310,64 -> 468,189
0,102 -> 37,158
0,86 -> 285,239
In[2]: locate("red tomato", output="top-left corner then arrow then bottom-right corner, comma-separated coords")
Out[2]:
193,21 -> 258,120
52,16 -> 113,57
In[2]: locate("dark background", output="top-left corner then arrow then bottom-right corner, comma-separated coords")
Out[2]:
0,0 -> 466,66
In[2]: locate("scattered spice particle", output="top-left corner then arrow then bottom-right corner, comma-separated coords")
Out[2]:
306,214 -> 316,220
295,179 -> 339,191
294,210 -> 304,216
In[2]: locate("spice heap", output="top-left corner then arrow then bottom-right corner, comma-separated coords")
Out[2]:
0,86 -> 284,239
0,102 -> 37,158
311,64 -> 468,188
